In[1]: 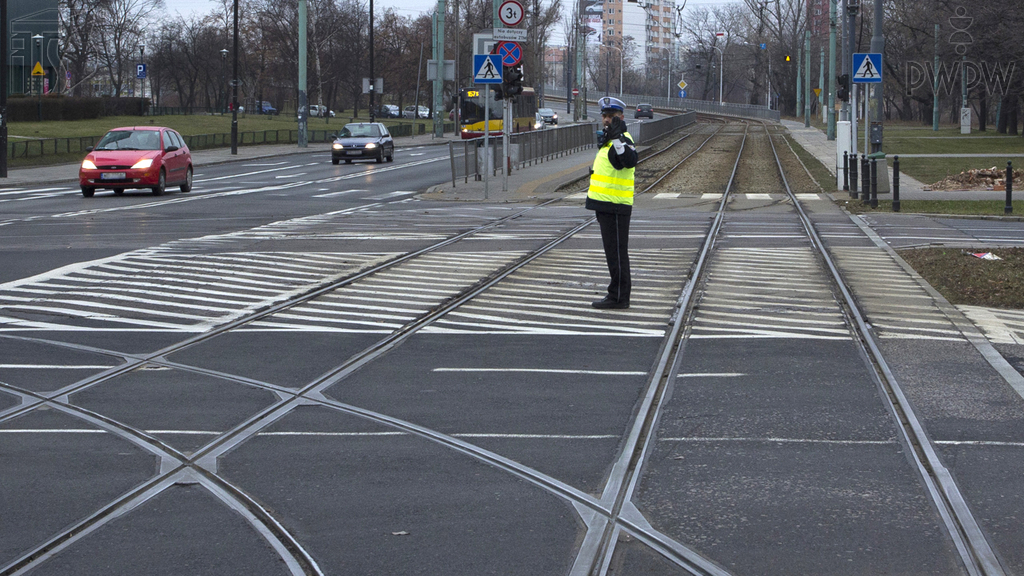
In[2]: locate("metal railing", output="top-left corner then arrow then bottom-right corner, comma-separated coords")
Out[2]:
542,85 -> 780,122
449,123 -> 597,186
447,109 -> 697,186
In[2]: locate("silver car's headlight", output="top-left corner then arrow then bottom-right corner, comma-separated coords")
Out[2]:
365,142 -> 378,149
332,143 -> 343,150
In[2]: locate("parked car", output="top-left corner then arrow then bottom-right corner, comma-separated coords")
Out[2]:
79,126 -> 193,197
403,105 -> 430,119
375,104 -> 400,118
309,104 -> 335,118
331,122 -> 394,165
538,107 -> 558,125
260,101 -> 278,115
635,103 -> 654,119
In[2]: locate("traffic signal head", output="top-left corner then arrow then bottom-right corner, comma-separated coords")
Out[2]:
503,66 -> 524,98
836,74 -> 850,101
491,84 -> 504,101
785,55 -> 791,62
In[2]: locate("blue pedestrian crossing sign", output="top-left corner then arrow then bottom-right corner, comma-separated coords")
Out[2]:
852,53 -> 882,83
473,55 -> 502,84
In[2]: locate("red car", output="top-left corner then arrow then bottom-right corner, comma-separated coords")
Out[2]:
79,126 -> 193,197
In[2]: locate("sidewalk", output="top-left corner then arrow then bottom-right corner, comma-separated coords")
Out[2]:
781,119 -> 1015,201
0,132 -> 456,189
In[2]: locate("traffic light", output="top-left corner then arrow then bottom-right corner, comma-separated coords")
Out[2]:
503,66 -> 524,98
491,84 -> 504,101
836,74 -> 850,101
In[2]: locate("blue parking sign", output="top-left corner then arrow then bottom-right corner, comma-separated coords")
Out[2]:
136,63 -> 147,79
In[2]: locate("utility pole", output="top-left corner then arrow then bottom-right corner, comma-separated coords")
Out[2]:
796,46 -> 802,117
804,31 -> 811,127
932,24 -> 939,131
432,0 -> 446,138
827,0 -> 836,140
869,0 -> 883,153
297,0 -> 308,147
230,0 -> 239,154
1,0 -> 8,177
819,49 -> 825,123
846,0 -> 858,157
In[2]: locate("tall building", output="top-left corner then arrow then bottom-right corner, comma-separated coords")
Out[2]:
807,0 -> 829,40
590,0 -> 676,70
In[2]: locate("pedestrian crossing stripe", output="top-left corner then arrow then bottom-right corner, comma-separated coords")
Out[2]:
852,53 -> 882,83
473,54 -> 503,84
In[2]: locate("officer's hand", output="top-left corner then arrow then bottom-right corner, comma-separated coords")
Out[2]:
613,139 -> 626,155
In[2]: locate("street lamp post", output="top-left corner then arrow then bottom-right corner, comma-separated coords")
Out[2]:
602,33 -> 623,98
139,44 -> 145,115
230,0 -> 238,154
220,48 -> 228,113
711,44 -> 723,104
33,34 -> 42,120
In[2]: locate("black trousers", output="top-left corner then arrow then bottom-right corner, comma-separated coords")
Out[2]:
596,210 -> 631,303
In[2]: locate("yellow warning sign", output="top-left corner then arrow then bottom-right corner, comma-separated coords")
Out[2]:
813,87 -> 821,98
677,80 -> 687,91
31,62 -> 44,76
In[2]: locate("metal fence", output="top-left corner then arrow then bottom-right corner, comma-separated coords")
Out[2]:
447,109 -> 697,186
542,86 -> 780,122
449,123 -> 597,186
5,121 -> 453,164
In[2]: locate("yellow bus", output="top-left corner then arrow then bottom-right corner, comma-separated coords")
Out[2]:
458,86 -> 538,139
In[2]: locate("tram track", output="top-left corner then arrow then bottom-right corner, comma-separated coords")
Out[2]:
0,118 -> 727,575
2,115 -> 1002,575
571,118 -> 1007,575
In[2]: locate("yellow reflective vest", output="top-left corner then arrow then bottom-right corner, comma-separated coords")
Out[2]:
587,131 -> 635,206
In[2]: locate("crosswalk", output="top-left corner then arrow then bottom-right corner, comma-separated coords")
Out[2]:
565,192 -> 827,201
0,250 -> 390,332
689,247 -> 851,340
829,247 -> 966,342
425,248 -> 695,337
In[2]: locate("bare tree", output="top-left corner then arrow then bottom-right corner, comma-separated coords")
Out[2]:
96,0 -> 164,96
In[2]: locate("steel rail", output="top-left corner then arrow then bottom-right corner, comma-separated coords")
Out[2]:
761,125 -> 1006,575
571,121 -> 750,576
1,118 -> 746,576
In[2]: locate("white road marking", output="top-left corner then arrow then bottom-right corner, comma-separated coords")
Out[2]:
658,436 -> 896,445
677,373 -> 747,378
433,368 -> 648,375
0,364 -> 115,369
0,429 -> 620,440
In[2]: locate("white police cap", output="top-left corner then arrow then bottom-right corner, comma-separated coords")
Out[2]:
598,97 -> 626,113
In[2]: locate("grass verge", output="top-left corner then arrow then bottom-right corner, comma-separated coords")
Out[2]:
782,134 -> 836,191
898,247 -> 1024,309
839,199 -> 1024,215
895,156 -> 1018,187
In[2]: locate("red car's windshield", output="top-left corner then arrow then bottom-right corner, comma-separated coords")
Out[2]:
95,130 -> 161,151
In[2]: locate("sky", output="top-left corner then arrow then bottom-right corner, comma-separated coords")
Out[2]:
161,0 -> 741,45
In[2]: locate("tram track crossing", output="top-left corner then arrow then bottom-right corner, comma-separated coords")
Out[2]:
0,120 -> 728,575
0,116 -> 1009,575
568,119 -> 1007,575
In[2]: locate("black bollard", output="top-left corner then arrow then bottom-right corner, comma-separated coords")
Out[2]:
850,153 -> 858,197
870,157 -> 878,208
1006,161 -> 1013,215
893,155 -> 901,212
844,151 -> 851,196
861,155 -> 870,202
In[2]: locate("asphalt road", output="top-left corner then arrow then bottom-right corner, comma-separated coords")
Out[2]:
3,127 -> 1024,575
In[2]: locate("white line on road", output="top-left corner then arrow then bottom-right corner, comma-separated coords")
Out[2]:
0,364 -> 116,369
313,189 -> 367,198
433,368 -> 648,375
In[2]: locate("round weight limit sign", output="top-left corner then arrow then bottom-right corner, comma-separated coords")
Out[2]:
499,0 -> 524,27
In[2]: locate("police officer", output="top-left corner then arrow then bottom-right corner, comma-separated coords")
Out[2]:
587,97 -> 638,309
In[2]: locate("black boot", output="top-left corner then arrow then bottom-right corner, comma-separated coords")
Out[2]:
592,296 -> 629,309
